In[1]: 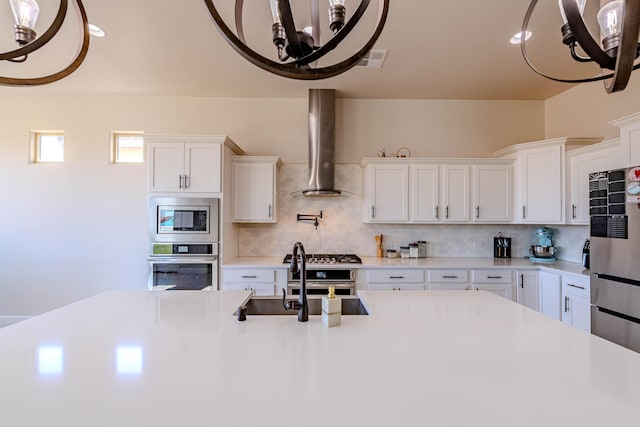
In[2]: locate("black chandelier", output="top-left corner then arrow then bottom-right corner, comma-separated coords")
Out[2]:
521,0 -> 640,93
0,0 -> 90,86
203,0 -> 390,80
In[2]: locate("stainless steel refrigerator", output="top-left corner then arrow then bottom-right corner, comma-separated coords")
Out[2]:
589,166 -> 640,352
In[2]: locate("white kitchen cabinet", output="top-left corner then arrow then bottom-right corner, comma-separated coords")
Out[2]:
147,142 -> 222,193
561,273 -> 590,333
411,164 -> 439,222
471,269 -> 515,301
472,283 -> 515,301
440,164 -> 470,222
611,112 -> 640,167
566,140 -> 620,224
494,138 -> 599,224
146,135 -> 241,194
231,156 -> 281,223
364,163 -> 409,222
540,270 -> 561,321
429,283 -> 470,291
516,270 -> 540,311
221,268 -> 277,296
362,158 -> 513,224
366,269 -> 425,290
517,143 -> 564,223
472,164 -> 512,223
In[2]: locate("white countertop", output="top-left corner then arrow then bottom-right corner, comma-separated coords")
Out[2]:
223,256 -> 589,276
0,290 -> 638,426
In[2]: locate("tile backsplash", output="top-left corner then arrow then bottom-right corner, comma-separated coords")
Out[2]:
238,164 -> 588,263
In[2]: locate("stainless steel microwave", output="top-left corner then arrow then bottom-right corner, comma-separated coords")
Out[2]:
148,197 -> 219,243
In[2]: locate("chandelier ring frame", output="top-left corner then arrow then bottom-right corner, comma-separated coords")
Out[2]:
0,0 -> 90,86
204,0 -> 389,80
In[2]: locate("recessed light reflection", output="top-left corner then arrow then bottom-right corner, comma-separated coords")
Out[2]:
116,346 -> 143,375
38,346 -> 63,375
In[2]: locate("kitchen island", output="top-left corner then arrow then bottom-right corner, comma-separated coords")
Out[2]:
0,290 -> 638,426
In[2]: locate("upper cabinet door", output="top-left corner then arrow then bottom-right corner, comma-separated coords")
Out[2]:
518,145 -> 564,223
232,159 -> 278,223
147,142 -> 185,192
147,141 -> 222,193
567,142 -> 619,224
411,164 -> 439,222
367,164 -> 409,222
441,164 -> 469,222
185,143 -> 222,193
473,164 -> 512,223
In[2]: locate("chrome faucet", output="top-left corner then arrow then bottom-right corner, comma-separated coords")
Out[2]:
282,242 -> 308,322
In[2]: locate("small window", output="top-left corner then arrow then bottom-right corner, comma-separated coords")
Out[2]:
31,132 -> 64,163
111,132 -> 144,163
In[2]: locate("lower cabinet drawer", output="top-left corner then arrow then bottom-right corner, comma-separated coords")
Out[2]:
367,269 -> 424,284
223,269 -> 275,283
471,270 -> 514,284
222,283 -> 274,296
427,270 -> 469,283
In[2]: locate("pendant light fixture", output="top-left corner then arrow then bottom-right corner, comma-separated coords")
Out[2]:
203,0 -> 390,80
521,0 -> 640,93
0,0 -> 90,86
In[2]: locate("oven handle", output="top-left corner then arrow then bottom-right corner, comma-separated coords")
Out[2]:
148,257 -> 218,264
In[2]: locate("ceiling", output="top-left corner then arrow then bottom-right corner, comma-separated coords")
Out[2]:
0,0 -> 610,100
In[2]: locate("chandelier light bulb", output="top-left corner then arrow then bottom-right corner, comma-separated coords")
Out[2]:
9,0 -> 39,28
269,0 -> 282,24
558,0 -> 586,24
597,0 -> 624,39
328,0 -> 346,33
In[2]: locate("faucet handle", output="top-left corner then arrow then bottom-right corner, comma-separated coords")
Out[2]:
282,288 -> 301,311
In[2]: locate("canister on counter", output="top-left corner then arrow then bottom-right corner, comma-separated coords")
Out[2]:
409,243 -> 419,258
417,241 -> 427,258
386,249 -> 398,258
400,246 -> 410,258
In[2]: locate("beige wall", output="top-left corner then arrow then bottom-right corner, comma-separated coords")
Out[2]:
545,71 -> 640,140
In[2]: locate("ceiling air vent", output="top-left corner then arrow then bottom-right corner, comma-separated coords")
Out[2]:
357,49 -> 387,68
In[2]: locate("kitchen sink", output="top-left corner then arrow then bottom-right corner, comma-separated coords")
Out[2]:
235,295 -> 369,316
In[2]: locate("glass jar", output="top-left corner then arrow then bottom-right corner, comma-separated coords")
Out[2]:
409,243 -> 419,258
400,246 -> 410,258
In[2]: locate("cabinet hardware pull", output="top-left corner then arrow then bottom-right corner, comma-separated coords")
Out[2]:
435,206 -> 439,219
476,206 -> 480,219
487,276 -> 503,279
572,204 -> 577,219
520,273 -> 524,288
268,204 -> 272,218
372,205 -> 375,219
442,275 -> 458,279
567,283 -> 585,290
389,276 -> 405,279
445,206 -> 449,219
184,175 -> 190,188
241,275 -> 257,279
522,205 -> 526,219
179,174 -> 184,189
564,296 -> 570,312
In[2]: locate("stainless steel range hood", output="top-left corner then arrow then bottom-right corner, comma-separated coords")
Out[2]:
303,89 -> 342,197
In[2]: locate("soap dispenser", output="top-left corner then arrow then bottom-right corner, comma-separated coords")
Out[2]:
322,286 -> 341,327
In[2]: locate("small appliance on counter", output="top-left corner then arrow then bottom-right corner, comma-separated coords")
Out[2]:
529,227 -> 557,263
493,234 -> 511,258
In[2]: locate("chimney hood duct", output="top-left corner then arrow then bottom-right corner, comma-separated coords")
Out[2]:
303,89 -> 341,197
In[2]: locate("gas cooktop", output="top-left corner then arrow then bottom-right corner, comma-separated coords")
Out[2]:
282,254 -> 362,265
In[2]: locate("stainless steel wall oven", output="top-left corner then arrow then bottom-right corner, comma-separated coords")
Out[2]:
148,197 -> 219,291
